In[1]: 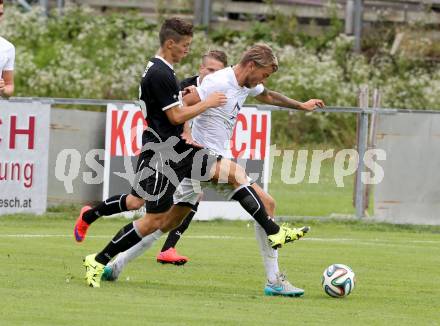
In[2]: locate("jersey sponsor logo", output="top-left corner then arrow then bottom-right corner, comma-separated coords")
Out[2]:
231,102 -> 241,120
139,62 -> 155,115
142,61 -> 154,77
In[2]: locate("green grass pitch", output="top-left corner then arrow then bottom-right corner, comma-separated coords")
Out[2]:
1,214 -> 439,325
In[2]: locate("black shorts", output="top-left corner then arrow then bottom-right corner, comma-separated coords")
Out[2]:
131,145 -> 221,213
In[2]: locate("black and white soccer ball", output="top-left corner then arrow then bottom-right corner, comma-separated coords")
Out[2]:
322,264 -> 355,298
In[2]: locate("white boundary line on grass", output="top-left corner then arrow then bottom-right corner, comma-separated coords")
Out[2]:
0,234 -> 439,245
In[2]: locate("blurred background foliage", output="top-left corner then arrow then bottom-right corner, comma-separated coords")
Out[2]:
1,5 -> 439,146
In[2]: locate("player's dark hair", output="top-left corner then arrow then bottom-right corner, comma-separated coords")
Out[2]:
159,18 -> 193,46
0,0 -> 3,5
203,50 -> 228,67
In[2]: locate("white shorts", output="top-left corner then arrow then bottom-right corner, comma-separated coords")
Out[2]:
173,176 -> 254,206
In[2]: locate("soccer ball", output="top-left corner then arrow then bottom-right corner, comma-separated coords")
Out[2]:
322,264 -> 355,298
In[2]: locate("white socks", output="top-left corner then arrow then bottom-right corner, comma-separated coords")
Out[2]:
254,222 -> 280,283
110,229 -> 164,277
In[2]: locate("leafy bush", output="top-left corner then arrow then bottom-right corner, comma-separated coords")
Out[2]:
1,5 -> 439,146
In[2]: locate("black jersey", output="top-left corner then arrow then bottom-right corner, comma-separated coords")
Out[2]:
179,75 -> 199,90
139,57 -> 185,150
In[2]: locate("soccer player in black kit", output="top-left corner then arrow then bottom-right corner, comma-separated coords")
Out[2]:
74,50 -> 228,266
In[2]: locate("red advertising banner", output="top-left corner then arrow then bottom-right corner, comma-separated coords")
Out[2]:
104,104 -> 271,220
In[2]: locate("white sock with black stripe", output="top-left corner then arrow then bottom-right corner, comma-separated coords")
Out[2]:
108,229 -> 164,278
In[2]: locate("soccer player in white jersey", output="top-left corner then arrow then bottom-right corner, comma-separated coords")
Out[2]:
0,0 -> 15,98
103,44 -> 325,297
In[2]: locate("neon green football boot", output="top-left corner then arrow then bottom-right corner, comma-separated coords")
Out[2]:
83,254 -> 105,288
268,224 -> 310,249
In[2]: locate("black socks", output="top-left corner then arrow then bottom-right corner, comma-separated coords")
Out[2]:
161,203 -> 198,252
95,222 -> 142,265
82,194 -> 129,224
232,185 -> 280,235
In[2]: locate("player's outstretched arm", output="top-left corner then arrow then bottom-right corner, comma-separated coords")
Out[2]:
165,91 -> 227,125
255,88 -> 324,111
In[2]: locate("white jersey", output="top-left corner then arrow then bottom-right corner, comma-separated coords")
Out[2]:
0,37 -> 15,73
192,67 -> 264,156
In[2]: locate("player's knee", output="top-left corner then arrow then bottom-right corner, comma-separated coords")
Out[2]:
229,164 -> 248,187
214,160 -> 246,186
135,214 -> 162,235
126,195 -> 145,210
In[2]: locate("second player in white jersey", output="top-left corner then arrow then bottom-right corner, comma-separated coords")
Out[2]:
192,66 -> 264,156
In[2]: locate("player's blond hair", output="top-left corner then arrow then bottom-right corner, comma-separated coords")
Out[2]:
239,44 -> 278,72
